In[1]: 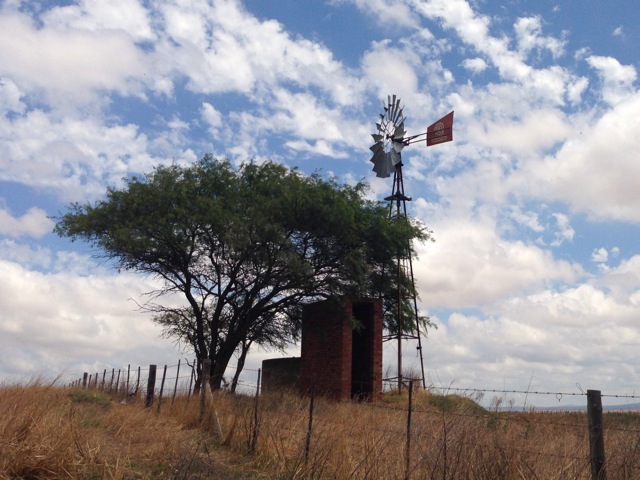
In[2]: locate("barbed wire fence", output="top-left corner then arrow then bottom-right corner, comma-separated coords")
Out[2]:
66,362 -> 640,480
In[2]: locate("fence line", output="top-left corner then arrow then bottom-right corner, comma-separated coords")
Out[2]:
66,359 -> 640,480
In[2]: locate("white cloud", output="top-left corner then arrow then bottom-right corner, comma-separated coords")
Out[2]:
412,212 -> 583,309
0,77 -> 26,113
0,109 -> 161,201
157,0 -> 363,106
362,44 -> 420,99
591,247 -> 609,263
201,102 -> 223,133
461,57 -> 488,74
514,16 -> 565,60
0,206 -> 53,238
0,239 -> 52,270
517,92 -> 640,221
509,207 -> 545,233
551,212 -> 574,246
587,55 -> 637,105
469,107 -> 571,155
0,8 -> 151,107
331,0 -> 419,30
0,258 -> 181,380
41,0 -> 155,42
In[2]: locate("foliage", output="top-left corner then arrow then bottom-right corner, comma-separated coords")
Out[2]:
55,156 -> 431,389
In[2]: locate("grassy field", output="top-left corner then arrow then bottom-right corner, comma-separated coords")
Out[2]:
2,381 -> 640,479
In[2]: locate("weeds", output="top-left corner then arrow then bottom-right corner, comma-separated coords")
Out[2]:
2,382 -> 640,479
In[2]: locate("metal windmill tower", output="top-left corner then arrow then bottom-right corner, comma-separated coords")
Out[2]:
369,94 -> 454,392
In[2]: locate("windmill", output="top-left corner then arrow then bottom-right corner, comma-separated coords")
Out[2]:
369,94 -> 454,392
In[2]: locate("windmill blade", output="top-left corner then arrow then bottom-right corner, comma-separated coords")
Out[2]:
371,133 -> 383,142
379,158 -> 394,178
370,148 -> 386,166
392,140 -> 405,153
389,149 -> 401,166
393,122 -> 405,140
381,162 -> 394,178
388,95 -> 397,121
394,100 -> 402,122
369,141 -> 383,153
371,150 -> 393,178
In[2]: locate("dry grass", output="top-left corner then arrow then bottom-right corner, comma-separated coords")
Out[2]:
2,382 -> 640,479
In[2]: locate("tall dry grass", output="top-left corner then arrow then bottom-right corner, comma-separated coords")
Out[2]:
2,381 -> 640,479
198,387 -> 640,479
0,381 -> 259,479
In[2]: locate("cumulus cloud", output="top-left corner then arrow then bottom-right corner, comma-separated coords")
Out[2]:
461,57 -> 488,74
0,206 -> 53,238
514,16 -> 566,60
0,7 -> 151,107
0,258 -> 181,380
1,0 -> 640,403
592,247 -> 609,263
330,0 -> 420,30
41,0 -> 155,42
411,212 -> 583,309
157,0 -> 362,105
516,92 -> 640,221
587,55 -> 637,105
0,110 -> 161,200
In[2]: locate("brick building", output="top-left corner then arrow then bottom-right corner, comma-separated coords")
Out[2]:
262,297 -> 382,401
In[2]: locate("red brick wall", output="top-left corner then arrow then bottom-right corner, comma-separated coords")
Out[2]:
300,297 -> 382,401
300,297 -> 352,400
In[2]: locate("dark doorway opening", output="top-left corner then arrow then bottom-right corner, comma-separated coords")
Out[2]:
351,301 -> 375,399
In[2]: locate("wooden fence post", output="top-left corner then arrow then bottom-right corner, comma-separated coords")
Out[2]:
304,379 -> 316,465
186,361 -> 195,406
172,359 -> 181,405
250,369 -> 261,453
126,364 -> 131,395
115,369 -> 121,394
145,364 -> 157,408
200,359 -> 211,422
82,372 -> 88,389
405,380 -> 414,480
157,365 -> 167,413
587,389 -> 607,480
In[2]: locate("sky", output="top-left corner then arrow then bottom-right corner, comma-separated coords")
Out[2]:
1,0 -> 639,408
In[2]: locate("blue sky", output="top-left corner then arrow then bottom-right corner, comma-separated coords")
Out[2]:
1,0 -> 639,407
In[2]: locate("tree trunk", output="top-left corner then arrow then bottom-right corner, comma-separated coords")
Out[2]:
231,339 -> 253,393
210,347 -> 235,390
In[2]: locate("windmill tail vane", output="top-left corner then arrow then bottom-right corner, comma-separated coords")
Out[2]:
402,110 -> 455,147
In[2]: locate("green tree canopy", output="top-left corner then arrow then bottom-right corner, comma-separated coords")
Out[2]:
55,156 -> 431,389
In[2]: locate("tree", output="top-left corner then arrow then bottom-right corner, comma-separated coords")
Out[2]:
55,156 -> 431,390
